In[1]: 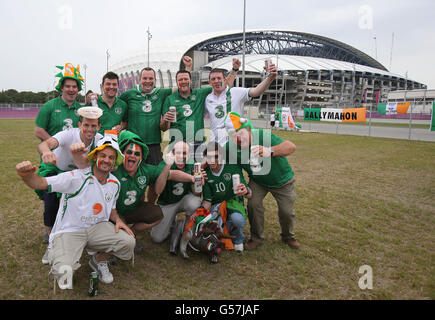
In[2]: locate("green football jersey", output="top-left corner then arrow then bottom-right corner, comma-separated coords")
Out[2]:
113,161 -> 163,214
225,129 -> 294,188
119,86 -> 172,144
86,96 -> 127,134
157,162 -> 194,206
162,87 -> 212,143
202,163 -> 247,204
35,96 -> 81,136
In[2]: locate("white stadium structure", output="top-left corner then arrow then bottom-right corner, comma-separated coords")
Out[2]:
111,30 -> 428,115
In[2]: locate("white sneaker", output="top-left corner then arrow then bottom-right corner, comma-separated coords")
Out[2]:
234,243 -> 244,252
89,255 -> 114,284
42,248 -> 49,265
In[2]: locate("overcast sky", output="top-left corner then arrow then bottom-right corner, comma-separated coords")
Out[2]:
1,0 -> 434,93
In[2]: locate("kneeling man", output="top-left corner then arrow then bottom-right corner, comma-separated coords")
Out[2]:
16,136 -> 135,289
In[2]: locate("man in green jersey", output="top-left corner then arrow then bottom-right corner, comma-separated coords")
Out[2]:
197,142 -> 252,252
224,111 -> 300,250
119,56 -> 193,166
70,130 -> 166,253
160,70 -> 213,153
35,63 -> 84,141
150,141 -> 201,255
87,72 -> 127,135
160,60 -> 239,160
110,131 -> 169,251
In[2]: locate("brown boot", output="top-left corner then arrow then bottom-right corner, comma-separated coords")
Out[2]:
244,239 -> 263,250
283,238 -> 300,249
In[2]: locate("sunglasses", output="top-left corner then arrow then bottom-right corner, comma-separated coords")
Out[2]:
125,150 -> 141,157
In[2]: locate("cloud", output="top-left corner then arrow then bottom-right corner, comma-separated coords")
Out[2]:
0,0 -> 434,91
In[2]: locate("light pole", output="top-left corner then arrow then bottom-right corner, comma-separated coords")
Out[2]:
106,50 -> 110,72
147,27 -> 152,67
373,36 -> 378,60
242,0 -> 246,87
83,64 -> 87,94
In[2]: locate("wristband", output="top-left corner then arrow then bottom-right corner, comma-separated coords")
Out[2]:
232,68 -> 239,72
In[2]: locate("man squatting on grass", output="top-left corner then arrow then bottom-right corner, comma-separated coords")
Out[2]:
16,136 -> 136,289
36,106 -> 104,263
224,111 -> 300,250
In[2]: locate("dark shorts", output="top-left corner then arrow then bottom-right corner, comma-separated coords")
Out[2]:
42,190 -> 60,227
145,144 -> 163,165
121,201 -> 163,225
40,171 -> 61,227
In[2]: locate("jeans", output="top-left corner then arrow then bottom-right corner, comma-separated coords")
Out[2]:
226,211 -> 246,245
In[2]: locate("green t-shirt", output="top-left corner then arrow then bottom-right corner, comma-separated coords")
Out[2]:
162,87 -> 213,143
157,162 -> 194,206
202,162 -> 247,217
35,96 -> 82,136
119,86 -> 172,144
86,96 -> 127,134
202,163 -> 246,204
112,161 -> 163,215
226,129 -> 294,188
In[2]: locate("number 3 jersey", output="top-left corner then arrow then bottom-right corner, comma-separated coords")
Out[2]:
112,161 -> 163,215
46,167 -> 121,245
35,96 -> 82,136
157,162 -> 194,206
162,87 -> 212,144
205,87 -> 251,145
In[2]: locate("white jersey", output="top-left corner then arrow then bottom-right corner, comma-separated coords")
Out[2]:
52,128 -> 103,171
205,87 -> 251,145
46,167 -> 121,245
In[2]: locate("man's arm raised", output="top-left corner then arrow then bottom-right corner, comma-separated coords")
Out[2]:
248,60 -> 278,97
38,137 -> 59,165
225,58 -> 241,88
16,161 -> 48,190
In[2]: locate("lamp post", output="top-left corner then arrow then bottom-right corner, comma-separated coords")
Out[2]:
373,36 -> 378,60
83,63 -> 87,95
106,50 -> 110,72
147,27 -> 152,67
242,0 -> 246,87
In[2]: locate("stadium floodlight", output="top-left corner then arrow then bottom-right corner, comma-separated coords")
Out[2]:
147,27 -> 152,68
242,0 -> 246,87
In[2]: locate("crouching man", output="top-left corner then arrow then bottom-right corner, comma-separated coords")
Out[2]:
16,136 -> 135,290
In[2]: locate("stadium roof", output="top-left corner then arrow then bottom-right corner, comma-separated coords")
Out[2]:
111,29 -> 387,73
111,29 -> 426,86
204,54 -> 406,79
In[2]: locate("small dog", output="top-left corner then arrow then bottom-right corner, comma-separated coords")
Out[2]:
180,218 -> 225,264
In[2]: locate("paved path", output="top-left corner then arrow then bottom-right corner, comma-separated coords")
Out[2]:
247,119 -> 435,142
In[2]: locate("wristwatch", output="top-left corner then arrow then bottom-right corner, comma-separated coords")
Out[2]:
269,147 -> 274,156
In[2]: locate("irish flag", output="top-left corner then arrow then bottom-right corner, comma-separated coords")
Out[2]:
304,108 -> 366,123
377,102 -> 410,115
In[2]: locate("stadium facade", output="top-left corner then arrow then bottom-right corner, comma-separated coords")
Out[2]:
111,30 -> 427,115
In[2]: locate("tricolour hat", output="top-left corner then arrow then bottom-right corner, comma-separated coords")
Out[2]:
77,106 -> 103,120
224,111 -> 253,133
118,130 -> 149,161
87,136 -> 124,167
55,62 -> 84,91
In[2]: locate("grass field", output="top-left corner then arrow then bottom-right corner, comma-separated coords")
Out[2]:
0,119 -> 434,300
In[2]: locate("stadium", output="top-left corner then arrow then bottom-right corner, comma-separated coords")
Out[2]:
111,29 -> 427,117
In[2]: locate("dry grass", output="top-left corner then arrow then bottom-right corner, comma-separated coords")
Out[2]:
0,119 -> 434,300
